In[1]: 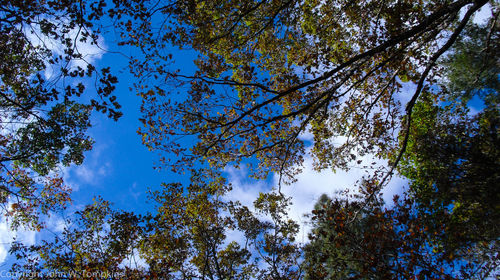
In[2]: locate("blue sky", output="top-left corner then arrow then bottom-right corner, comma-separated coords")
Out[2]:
0,28 -> 172,265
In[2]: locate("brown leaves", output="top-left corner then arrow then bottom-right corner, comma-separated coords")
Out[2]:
121,1 -> 491,191
305,192 -> 490,279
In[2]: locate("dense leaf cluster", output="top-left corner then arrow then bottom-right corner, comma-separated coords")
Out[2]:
0,0 -> 122,228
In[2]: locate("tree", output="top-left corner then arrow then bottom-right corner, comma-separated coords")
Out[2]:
10,197 -> 145,279
302,21 -> 500,279
398,96 -> 499,248
396,20 -> 499,274
304,192 -> 497,279
301,19 -> 500,279
140,170 -> 302,279
0,0 -> 122,229
9,1 -> 499,278
439,20 -> 499,103
113,0 -> 493,187
11,171 -> 303,279
138,171 -> 253,279
303,194 -> 398,279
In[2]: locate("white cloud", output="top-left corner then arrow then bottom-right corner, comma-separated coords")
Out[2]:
0,220 -> 11,263
224,166 -> 269,210
23,20 -> 106,80
457,3 -> 493,27
128,182 -> 142,202
61,143 -> 112,191
224,146 -> 407,244
472,3 -> 493,25
277,152 -> 406,242
45,214 -> 67,234
120,249 -> 149,270
0,214 -> 37,264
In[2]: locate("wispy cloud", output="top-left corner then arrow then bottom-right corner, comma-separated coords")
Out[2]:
45,214 -> 67,234
23,21 -> 107,80
119,248 -> 149,270
224,146 -> 407,244
62,143 -> 112,191
0,213 -> 37,264
128,182 -> 142,202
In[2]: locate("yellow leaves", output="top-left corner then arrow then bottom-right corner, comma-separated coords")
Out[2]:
399,73 -> 410,83
196,1 -> 206,9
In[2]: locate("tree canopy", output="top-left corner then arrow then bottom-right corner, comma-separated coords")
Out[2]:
119,0 -> 494,185
11,172 -> 303,279
0,0 -> 122,229
3,0 -> 499,278
119,0 -> 500,277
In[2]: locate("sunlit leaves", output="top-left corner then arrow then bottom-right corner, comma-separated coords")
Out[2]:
10,197 -> 145,279
114,0 -> 491,189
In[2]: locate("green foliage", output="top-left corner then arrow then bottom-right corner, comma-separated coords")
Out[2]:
396,19 -> 500,275
0,0 -> 122,229
398,95 -> 500,267
11,172 -> 303,279
440,21 -> 500,104
117,0 -> 491,186
10,197 -> 144,279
